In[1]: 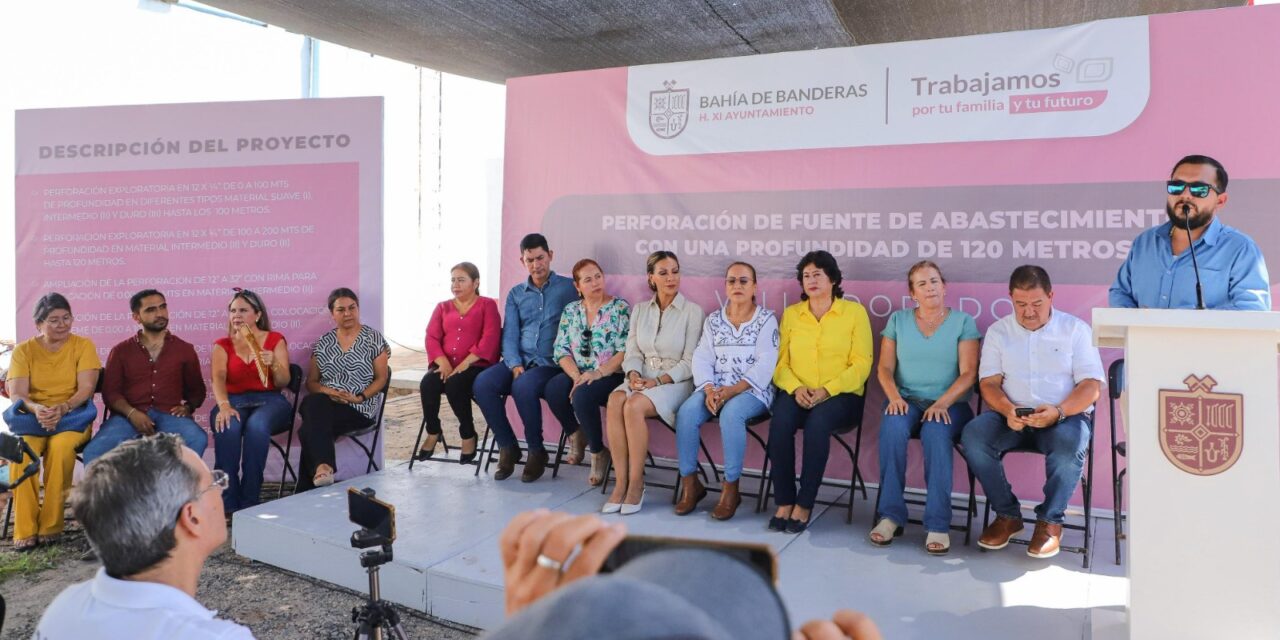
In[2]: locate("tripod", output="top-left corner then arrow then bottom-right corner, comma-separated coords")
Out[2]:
351,541 -> 408,640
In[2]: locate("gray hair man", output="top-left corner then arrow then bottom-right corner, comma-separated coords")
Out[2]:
35,434 -> 254,639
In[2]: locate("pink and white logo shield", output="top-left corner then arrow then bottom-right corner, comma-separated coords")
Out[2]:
649,81 -> 689,139
1158,374 -> 1243,476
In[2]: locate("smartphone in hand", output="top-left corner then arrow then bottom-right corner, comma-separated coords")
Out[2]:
1014,407 -> 1035,418
601,535 -> 778,583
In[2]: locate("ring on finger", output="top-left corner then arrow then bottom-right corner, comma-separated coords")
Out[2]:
535,553 -> 565,572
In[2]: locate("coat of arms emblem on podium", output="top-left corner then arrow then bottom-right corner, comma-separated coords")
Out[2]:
1158,374 -> 1243,476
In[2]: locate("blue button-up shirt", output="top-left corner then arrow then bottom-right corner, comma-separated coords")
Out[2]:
1109,218 -> 1271,310
501,272 -> 577,368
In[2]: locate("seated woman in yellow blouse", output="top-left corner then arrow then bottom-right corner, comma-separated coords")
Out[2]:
1,293 -> 101,550
766,251 -> 873,534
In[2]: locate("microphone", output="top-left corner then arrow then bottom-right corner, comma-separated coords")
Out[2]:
1181,203 -> 1206,310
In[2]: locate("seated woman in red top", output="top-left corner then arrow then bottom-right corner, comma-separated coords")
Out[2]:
417,262 -> 501,463
210,289 -> 292,514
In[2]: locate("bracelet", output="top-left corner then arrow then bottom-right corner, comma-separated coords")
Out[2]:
127,408 -> 136,419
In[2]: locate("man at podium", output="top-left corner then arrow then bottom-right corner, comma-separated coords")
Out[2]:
1109,154 -> 1270,311
962,265 -> 1105,559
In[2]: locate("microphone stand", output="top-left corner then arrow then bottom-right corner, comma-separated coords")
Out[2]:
1182,204 -> 1207,310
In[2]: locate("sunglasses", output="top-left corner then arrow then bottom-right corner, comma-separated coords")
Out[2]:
580,328 -> 593,359
230,287 -> 262,311
1167,180 -> 1219,198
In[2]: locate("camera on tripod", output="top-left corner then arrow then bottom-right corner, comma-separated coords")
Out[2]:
348,488 -> 407,640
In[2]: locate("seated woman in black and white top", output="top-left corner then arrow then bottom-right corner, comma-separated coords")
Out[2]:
296,288 -> 391,490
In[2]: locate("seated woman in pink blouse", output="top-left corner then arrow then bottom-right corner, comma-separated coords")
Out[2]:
417,262 -> 501,463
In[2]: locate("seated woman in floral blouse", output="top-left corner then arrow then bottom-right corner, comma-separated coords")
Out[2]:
673,262 -> 778,521
545,259 -> 630,486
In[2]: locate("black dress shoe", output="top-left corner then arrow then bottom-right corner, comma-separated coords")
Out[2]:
494,446 -> 522,481
768,516 -> 788,532
785,518 -> 810,534
414,448 -> 434,461
458,438 -> 478,464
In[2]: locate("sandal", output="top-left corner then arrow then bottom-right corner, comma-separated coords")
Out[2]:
926,531 -> 951,556
38,533 -> 63,545
869,518 -> 904,546
13,537 -> 38,551
588,447 -> 609,486
313,465 -> 335,487
564,431 -> 587,466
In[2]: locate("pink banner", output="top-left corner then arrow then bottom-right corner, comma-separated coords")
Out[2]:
502,7 -> 1280,511
14,97 -> 383,480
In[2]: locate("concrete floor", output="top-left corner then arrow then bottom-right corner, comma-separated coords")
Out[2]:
233,457 -> 1128,638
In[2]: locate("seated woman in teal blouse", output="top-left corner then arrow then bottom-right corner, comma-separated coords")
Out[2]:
871,261 -> 980,556
545,259 -> 630,486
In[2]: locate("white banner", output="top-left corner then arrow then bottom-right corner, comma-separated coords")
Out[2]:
627,16 -> 1150,154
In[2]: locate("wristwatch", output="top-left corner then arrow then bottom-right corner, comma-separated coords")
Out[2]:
1055,405 -> 1067,424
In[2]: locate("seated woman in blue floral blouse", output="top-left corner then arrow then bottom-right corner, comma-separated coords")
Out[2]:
545,259 -> 631,486
672,262 -> 778,520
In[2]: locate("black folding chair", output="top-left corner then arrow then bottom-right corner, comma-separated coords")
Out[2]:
979,413 -> 1096,569
869,396 -> 982,546
267,364 -> 304,498
1108,358 -> 1127,565
757,414 -> 868,524
335,368 -> 393,474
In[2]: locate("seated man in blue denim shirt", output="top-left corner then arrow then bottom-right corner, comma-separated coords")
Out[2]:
1110,154 -> 1271,311
474,233 -> 578,482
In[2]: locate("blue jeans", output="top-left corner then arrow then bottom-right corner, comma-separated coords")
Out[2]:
544,371 -> 624,454
675,389 -> 768,482
82,410 -> 208,464
3,400 -> 97,437
876,400 -> 973,532
767,392 -> 865,510
474,362 -> 563,453
960,410 -> 1092,525
211,391 -> 292,512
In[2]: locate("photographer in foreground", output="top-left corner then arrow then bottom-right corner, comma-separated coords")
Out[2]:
488,509 -> 882,640
35,434 -> 254,639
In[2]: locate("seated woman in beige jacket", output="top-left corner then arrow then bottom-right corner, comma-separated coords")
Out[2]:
603,251 -> 704,516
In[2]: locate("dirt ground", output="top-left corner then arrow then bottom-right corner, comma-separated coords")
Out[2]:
0,347 -> 484,639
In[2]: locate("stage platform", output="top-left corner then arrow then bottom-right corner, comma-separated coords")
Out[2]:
233,458 -> 1129,638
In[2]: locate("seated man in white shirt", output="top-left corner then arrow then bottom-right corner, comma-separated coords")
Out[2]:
35,434 -> 254,640
961,265 -> 1104,559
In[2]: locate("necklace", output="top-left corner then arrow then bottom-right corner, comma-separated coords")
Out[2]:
915,307 -> 947,334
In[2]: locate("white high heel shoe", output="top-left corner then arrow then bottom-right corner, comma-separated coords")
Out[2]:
620,490 -> 645,516
601,500 -> 622,514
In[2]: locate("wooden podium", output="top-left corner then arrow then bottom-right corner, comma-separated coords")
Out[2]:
1092,308 -> 1280,639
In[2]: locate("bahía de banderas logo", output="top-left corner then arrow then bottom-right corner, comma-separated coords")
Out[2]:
1159,374 -> 1243,476
649,80 -> 689,139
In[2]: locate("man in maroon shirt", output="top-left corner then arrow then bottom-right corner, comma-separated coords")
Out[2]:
82,290 -> 209,464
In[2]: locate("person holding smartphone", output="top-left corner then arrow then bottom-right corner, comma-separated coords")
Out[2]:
871,262 -> 979,555
961,265 -> 1104,559
488,509 -> 883,640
